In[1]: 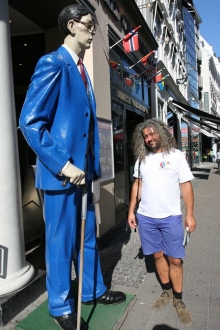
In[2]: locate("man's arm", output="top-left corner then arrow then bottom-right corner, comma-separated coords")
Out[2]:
19,54 -> 71,175
127,178 -> 141,229
181,181 -> 196,233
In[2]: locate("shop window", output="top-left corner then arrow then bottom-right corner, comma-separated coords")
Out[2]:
158,100 -> 163,120
167,109 -> 175,136
112,103 -> 126,210
181,121 -> 189,161
121,59 -> 143,102
109,50 -> 122,88
109,51 -> 150,105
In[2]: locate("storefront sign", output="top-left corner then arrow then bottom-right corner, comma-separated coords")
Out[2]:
204,92 -> 209,112
116,89 -> 149,114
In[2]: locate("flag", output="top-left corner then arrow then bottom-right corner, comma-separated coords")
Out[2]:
123,26 -> 141,42
133,80 -> 140,93
146,66 -> 157,77
122,26 -> 141,53
141,50 -> 155,66
125,78 -> 133,86
157,80 -> 165,91
153,72 -> 163,83
156,74 -> 169,91
109,61 -> 119,70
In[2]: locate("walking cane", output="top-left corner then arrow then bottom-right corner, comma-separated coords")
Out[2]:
62,178 -> 87,330
77,184 -> 87,330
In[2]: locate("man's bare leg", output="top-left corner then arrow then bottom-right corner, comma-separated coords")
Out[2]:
154,251 -> 169,283
152,251 -> 173,310
167,256 -> 183,293
167,256 -> 192,325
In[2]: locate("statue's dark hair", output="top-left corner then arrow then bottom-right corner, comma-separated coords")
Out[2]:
58,4 -> 90,38
132,118 -> 177,162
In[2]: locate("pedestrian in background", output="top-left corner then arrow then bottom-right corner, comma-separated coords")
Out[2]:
195,149 -> 200,163
210,149 -> 215,162
128,118 -> 196,326
19,4 -> 125,330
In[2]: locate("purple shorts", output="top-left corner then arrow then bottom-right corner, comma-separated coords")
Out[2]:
136,213 -> 186,258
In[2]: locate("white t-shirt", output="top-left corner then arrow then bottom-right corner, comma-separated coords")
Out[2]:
134,149 -> 194,218
216,152 -> 220,159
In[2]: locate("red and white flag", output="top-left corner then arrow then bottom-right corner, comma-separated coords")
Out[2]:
129,50 -> 155,69
109,61 -> 119,70
125,78 -> 133,86
141,50 -> 155,66
153,72 -> 163,83
122,26 -> 141,53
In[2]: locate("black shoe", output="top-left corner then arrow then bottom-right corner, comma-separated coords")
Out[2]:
51,311 -> 88,330
83,290 -> 126,305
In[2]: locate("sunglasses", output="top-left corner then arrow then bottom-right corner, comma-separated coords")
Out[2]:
73,19 -> 96,33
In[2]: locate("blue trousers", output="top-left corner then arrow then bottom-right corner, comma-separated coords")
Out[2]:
44,160 -> 106,316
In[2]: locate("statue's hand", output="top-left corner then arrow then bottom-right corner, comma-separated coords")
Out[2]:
62,163 -> 85,185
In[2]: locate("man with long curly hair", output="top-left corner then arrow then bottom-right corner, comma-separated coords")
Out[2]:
128,118 -> 196,326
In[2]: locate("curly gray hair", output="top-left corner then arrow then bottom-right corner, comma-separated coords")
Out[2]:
131,118 -> 177,162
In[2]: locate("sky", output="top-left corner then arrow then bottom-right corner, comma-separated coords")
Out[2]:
193,0 -> 220,57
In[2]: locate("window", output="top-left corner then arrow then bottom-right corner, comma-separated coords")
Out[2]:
109,50 -> 122,88
158,100 -> 163,120
112,103 -> 126,209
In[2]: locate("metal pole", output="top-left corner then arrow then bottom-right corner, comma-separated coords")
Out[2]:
77,185 -> 87,330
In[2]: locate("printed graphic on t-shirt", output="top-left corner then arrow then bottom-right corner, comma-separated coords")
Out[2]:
160,160 -> 171,170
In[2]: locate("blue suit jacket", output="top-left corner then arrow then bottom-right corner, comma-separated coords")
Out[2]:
19,46 -> 101,190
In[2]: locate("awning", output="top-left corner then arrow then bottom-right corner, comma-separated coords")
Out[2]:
171,100 -> 220,125
171,100 -> 220,135
200,129 -> 217,138
183,113 -> 220,133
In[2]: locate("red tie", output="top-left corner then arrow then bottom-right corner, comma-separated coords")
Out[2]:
78,58 -> 87,87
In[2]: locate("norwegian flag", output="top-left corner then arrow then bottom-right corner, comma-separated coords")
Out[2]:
122,26 -> 141,53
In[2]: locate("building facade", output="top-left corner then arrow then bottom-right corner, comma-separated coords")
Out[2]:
199,35 -> 220,156
8,0 -> 158,246
7,0 -> 220,246
135,0 -> 203,166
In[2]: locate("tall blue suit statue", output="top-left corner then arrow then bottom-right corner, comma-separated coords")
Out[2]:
19,4 -> 125,330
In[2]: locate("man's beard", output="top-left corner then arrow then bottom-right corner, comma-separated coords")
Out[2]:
146,140 -> 161,153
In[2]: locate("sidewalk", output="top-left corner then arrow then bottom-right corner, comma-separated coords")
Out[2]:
3,162 -> 220,329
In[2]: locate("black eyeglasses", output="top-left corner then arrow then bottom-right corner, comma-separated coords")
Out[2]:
73,19 -> 96,33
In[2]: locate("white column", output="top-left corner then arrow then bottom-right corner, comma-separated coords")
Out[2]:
0,0 -> 35,295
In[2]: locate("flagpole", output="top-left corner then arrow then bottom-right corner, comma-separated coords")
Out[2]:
129,50 -> 155,69
129,58 -> 142,69
138,67 -> 154,78
138,69 -> 148,77
162,74 -> 169,80
144,68 -> 165,82
110,39 -> 123,50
